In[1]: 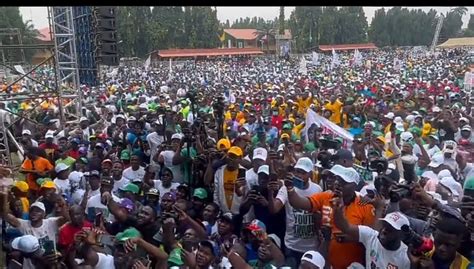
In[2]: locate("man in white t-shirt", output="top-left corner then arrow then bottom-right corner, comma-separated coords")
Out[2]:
2,200 -> 68,269
158,133 -> 185,183
245,147 -> 267,187
22,129 -> 38,147
110,161 -> 129,194
267,157 -> 322,266
122,155 -> 146,182
333,204 -> 411,269
53,163 -> 71,195
85,177 -> 121,223
145,166 -> 179,199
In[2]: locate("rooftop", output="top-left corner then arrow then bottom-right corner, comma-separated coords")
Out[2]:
155,47 -> 264,58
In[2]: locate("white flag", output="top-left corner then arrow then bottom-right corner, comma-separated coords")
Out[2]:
353,49 -> 362,66
299,57 -> 307,75
312,52 -> 319,66
144,55 -> 151,70
393,57 -> 401,71
331,49 -> 340,69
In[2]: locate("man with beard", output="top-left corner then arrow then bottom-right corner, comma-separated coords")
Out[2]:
104,192 -> 161,246
333,200 -> 411,269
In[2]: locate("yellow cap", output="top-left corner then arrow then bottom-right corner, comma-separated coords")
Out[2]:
41,180 -> 56,190
13,181 -> 29,193
422,123 -> 431,136
281,133 -> 290,139
227,146 -> 243,157
217,139 -> 231,150
376,136 -> 386,144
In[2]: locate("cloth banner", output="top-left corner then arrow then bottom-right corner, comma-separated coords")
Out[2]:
331,49 -> 340,70
303,108 -> 354,148
312,52 -> 319,66
299,57 -> 308,75
144,55 -> 151,70
353,49 -> 362,66
393,57 -> 401,71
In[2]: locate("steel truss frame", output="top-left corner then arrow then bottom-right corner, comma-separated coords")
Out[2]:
0,6 -> 84,169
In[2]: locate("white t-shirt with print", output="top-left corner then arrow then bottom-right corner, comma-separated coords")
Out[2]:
276,182 -> 322,253
153,180 -> 180,199
358,225 -> 410,269
53,178 -> 70,195
18,217 -> 60,247
122,166 -> 146,182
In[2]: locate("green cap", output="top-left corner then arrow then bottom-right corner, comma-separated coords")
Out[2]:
168,248 -> 184,266
409,127 -> 422,137
115,227 -> 141,242
120,149 -> 131,160
282,123 -> 292,130
464,176 -> 474,191
36,177 -> 51,187
120,183 -> 140,194
193,188 -> 208,200
304,142 -> 317,152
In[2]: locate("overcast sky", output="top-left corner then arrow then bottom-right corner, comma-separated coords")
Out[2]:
20,6 -> 474,30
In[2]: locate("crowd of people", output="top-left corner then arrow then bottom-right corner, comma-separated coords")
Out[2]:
0,47 -> 473,269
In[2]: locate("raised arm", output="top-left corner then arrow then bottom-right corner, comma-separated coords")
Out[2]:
332,196 -> 359,242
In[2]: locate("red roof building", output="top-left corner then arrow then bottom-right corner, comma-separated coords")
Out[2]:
37,27 -> 52,42
153,47 -> 264,59
318,43 -> 377,52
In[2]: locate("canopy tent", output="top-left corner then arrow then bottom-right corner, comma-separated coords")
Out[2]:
437,37 -> 474,48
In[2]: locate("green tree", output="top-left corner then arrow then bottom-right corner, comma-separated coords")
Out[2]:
0,7 -> 39,63
463,14 -> 474,37
279,7 -> 285,35
254,22 -> 276,52
441,10 -> 463,39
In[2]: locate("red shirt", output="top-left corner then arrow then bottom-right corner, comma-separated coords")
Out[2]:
39,143 -> 59,163
58,221 -> 92,249
271,115 -> 283,130
68,149 -> 80,160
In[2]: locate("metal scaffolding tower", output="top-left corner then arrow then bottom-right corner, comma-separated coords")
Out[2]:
49,6 -> 82,121
430,15 -> 444,52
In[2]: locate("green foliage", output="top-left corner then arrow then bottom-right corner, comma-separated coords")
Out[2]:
117,6 -> 220,58
278,7 -> 285,35
369,7 -> 439,47
0,7 -> 40,63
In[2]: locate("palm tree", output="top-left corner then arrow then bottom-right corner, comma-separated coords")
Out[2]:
254,22 -> 276,53
451,6 -> 468,17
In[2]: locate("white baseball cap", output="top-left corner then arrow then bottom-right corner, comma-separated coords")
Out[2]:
30,201 -> 46,212
428,154 -> 444,168
253,147 -> 268,161
294,157 -> 314,173
257,165 -> 269,175
22,129 -> 31,135
55,163 -> 69,173
432,106 -> 441,113
171,133 -> 183,140
384,112 -> 395,120
439,176 -> 462,197
329,164 -> 360,184
380,212 -> 410,231
301,250 -> 325,268
45,131 -> 54,139
79,116 -> 88,122
11,235 -> 42,254
393,116 -> 403,124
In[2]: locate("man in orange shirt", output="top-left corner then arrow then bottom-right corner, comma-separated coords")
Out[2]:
286,164 -> 376,269
20,147 -> 54,197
